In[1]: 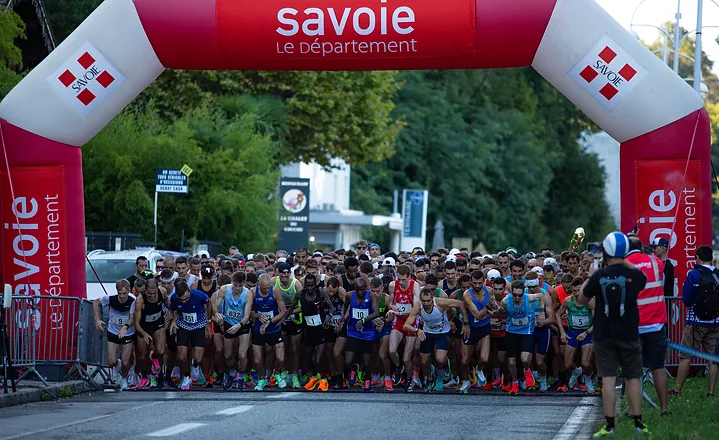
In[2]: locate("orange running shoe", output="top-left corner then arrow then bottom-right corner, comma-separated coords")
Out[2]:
318,378 -> 329,392
269,375 -> 277,387
482,383 -> 492,390
304,374 -> 321,391
491,378 -> 502,390
384,379 -> 393,391
524,370 -> 535,388
509,382 -> 519,395
557,384 -> 568,392
501,383 -> 512,393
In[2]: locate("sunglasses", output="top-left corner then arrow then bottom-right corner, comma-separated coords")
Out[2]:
357,246 -> 367,250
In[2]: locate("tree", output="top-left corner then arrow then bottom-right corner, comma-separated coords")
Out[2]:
82,97 -> 280,251
0,8 -> 26,99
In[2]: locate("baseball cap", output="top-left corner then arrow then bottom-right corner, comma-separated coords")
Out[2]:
649,237 -> 670,248
449,248 -> 460,256
247,253 -> 254,261
531,266 -> 544,276
277,257 -> 287,263
505,247 -> 518,255
201,265 -> 215,278
382,257 -> 396,267
198,250 -> 210,258
446,255 -> 457,263
313,251 -> 324,257
487,269 -> 501,281
544,257 -> 557,266
482,254 -> 493,259
278,262 -> 292,273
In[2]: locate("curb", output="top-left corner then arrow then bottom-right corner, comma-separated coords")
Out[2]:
0,380 -> 96,409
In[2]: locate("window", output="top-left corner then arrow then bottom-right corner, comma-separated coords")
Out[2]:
86,259 -> 136,283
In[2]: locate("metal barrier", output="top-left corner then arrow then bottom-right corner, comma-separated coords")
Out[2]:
665,296 -> 711,368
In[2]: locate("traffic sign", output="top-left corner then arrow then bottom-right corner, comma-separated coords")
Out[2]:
180,164 -> 193,177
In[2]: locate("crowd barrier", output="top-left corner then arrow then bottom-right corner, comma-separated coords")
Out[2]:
664,296 -> 712,369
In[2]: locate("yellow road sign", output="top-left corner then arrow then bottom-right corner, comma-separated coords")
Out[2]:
180,164 -> 193,177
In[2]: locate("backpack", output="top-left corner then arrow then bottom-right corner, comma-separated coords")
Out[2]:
693,266 -> 719,321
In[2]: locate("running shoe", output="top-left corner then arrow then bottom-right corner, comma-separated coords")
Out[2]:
274,373 -> 287,389
349,370 -> 358,386
171,366 -> 182,383
180,376 -> 192,391
318,378 -> 329,392
411,375 -> 423,389
363,379 -> 372,393
434,376 -> 444,392
584,380 -> 596,394
635,426 -> 651,436
254,379 -> 268,391
371,376 -> 383,387
121,378 -> 129,391
476,369 -> 487,387
223,373 -> 234,390
356,371 -> 365,387
491,377 -> 503,390
592,426 -> 615,437
299,373 -> 309,386
304,374 -> 321,391
292,375 -> 301,389
150,351 -> 161,375
539,375 -> 548,392
149,376 -> 158,389
249,371 -> 260,388
128,368 -> 137,387
405,379 -> 415,393
459,380 -> 471,394
501,383 -> 512,393
235,375 -> 244,391
196,369 -> 207,386
569,367 -> 583,389
556,384 -> 568,392
209,372 -> 219,385
190,366 -> 200,383
482,382 -> 492,391
138,377 -> 150,390
423,379 -> 434,393
524,370 -> 535,388
393,366 -> 405,385
384,378 -> 393,391
509,382 -> 519,395
444,377 -> 459,389
269,375 -> 277,387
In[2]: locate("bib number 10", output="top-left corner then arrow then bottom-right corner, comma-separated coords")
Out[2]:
352,309 -> 368,320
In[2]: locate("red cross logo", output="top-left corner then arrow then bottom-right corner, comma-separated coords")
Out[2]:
577,46 -> 637,101
56,51 -> 116,106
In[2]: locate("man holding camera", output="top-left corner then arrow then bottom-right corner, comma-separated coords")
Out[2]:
578,232 -> 649,437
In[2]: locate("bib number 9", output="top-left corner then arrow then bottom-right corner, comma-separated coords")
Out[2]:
112,314 -> 129,326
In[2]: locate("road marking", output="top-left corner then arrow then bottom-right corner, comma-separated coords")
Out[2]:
215,405 -> 254,415
146,423 -> 206,437
1,402 -> 163,440
552,396 -> 596,440
164,392 -> 179,399
266,392 -> 302,399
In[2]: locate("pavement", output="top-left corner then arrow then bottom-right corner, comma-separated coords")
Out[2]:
0,387 -> 602,440
0,380 -> 98,409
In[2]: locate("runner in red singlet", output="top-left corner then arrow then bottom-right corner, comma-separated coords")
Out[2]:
388,264 -> 422,391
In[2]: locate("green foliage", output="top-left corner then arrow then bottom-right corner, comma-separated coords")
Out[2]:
43,0 -> 102,41
0,7 -> 25,98
83,99 -> 280,251
352,69 -> 611,252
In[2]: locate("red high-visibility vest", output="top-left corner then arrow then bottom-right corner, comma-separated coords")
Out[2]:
626,251 -> 667,331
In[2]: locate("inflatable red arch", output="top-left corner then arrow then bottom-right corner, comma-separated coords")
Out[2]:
0,0 -> 710,337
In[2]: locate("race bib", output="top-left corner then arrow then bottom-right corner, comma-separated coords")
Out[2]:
352,308 -> 368,320
111,314 -> 129,326
330,314 -> 341,326
396,303 -> 412,314
571,315 -> 588,328
182,312 -> 198,324
145,312 -> 161,323
428,321 -> 444,332
287,313 -> 296,321
305,314 -> 322,327
227,309 -> 243,319
511,316 -> 529,327
260,311 -> 274,319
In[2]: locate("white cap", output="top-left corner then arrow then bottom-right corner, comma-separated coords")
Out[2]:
446,255 -> 457,263
198,250 -> 210,258
313,251 -> 324,257
372,262 -> 379,270
482,254 -> 492,259
487,269 -> 502,281
449,248 -> 460,256
382,257 -> 396,267
544,257 -> 557,266
247,253 -> 254,261
531,266 -> 545,276
277,257 -> 287,263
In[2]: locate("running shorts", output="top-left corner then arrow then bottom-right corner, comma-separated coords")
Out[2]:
639,326 -> 666,370
504,332 -> 534,359
176,327 -> 205,348
282,320 -> 303,336
420,332 -> 450,354
251,330 -> 283,347
345,337 -> 374,356
374,322 -> 392,343
107,331 -> 135,345
303,326 -> 326,346
533,327 -> 551,355
166,328 -> 177,352
567,327 -> 593,349
392,315 -> 416,336
223,321 -> 251,339
490,336 -> 506,353
463,324 -> 491,346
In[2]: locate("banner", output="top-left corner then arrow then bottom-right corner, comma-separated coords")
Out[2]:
278,177 -> 310,252
401,189 -> 428,251
635,160 -> 701,328
217,0 -> 476,61
1,166 -> 71,355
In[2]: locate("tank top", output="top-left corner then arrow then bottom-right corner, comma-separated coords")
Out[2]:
196,280 -> 217,298
378,293 -> 387,313
140,291 -> 164,326
275,277 -> 297,306
556,285 -> 570,327
467,286 -> 491,328
421,299 -> 451,334
347,291 -> 375,340
222,285 -> 249,325
300,288 -> 326,328
325,289 -> 344,327
442,279 -> 459,296
252,286 -> 281,334
342,274 -> 355,292
567,295 -> 593,330
505,294 -> 534,335
393,279 -> 415,316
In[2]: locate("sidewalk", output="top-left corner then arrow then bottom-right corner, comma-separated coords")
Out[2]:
0,379 -> 97,408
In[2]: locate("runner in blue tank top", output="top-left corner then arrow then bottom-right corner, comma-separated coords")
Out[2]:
343,277 -> 380,393
169,281 -> 209,391
498,279 -> 545,395
460,270 -> 498,393
247,273 -> 287,391
213,271 -> 253,391
524,271 -> 555,392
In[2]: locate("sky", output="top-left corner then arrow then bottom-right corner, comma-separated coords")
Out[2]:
596,0 -> 719,74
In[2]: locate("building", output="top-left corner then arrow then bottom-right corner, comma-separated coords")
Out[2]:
281,158 -> 402,252
578,130 -> 621,228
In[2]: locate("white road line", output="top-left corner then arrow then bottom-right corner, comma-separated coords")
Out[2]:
146,423 -> 206,437
265,392 -> 302,399
0,402 -> 163,440
215,405 -> 254,415
164,392 -> 179,399
552,396 -> 596,440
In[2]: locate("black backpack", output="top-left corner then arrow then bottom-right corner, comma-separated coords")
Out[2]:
694,266 -> 719,321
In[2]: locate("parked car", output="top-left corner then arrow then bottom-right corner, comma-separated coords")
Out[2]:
85,249 -> 163,300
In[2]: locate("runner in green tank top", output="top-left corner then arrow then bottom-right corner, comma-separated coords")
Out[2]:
556,278 -> 595,393
370,277 -> 393,390
272,263 -> 304,389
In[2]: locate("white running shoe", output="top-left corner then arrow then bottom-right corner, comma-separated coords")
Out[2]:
121,378 -> 129,391
180,376 -> 192,391
444,377 -> 459,389
569,367 -> 583,389
411,376 -> 422,389
459,380 -> 471,393
477,370 -> 487,387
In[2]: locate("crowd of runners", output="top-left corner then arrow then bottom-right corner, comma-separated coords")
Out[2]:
93,240 -> 624,397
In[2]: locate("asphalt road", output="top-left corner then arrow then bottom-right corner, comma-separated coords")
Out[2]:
0,389 -> 601,440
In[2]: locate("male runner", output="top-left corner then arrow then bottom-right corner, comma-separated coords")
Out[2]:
94,280 -> 136,390
461,270 -> 497,392
249,273 -> 288,390
343,277 -> 381,392
557,277 -> 596,393
497,252 -> 511,277
169,280 -> 210,390
370,276 -> 394,390
526,270 -> 554,391
213,271 -> 252,390
324,277 -> 349,389
388,264 -> 422,390
134,278 -> 169,389
489,277 -> 509,390
273,262 -> 304,388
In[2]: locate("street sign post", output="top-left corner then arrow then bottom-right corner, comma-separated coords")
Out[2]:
401,189 -> 429,252
154,167 -> 190,245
